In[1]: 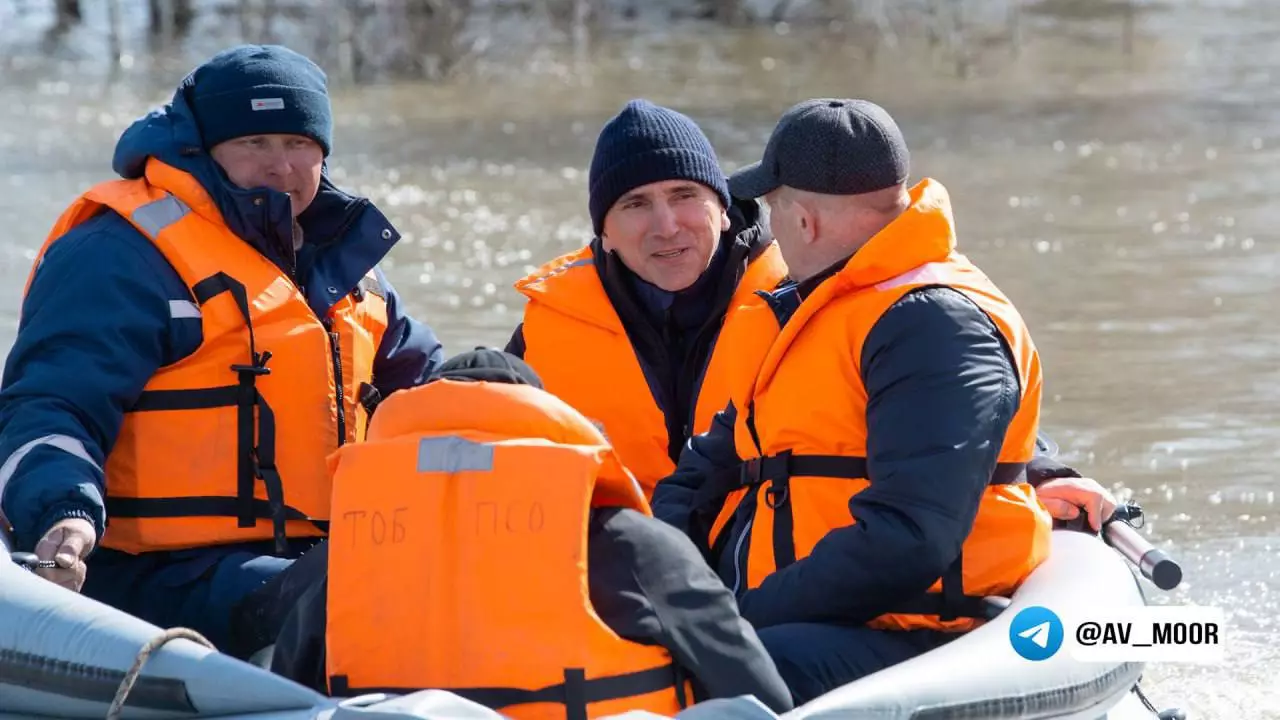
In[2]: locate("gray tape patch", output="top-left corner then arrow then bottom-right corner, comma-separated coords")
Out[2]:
417,436 -> 495,473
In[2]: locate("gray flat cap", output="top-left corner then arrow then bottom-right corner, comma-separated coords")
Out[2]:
729,98 -> 909,199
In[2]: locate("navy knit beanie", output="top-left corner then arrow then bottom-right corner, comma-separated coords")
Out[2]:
588,99 -> 731,237
187,44 -> 333,156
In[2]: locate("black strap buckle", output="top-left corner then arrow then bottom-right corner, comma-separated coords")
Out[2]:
230,350 -> 273,376
357,382 -> 382,417
740,451 -> 793,508
739,449 -> 793,488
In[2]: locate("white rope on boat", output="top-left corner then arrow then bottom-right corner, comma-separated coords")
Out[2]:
105,627 -> 216,720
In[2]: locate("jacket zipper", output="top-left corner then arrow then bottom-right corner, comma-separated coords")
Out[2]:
322,316 -> 346,447
287,202 -> 370,450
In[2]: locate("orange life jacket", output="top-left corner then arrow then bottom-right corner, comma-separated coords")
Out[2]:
514,242 -> 788,498
25,158 -> 388,554
708,179 -> 1053,633
325,378 -> 691,719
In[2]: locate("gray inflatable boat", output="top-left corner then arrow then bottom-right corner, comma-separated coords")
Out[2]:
0,523 -> 1183,720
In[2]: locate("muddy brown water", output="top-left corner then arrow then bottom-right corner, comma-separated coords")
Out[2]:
1,1 -> 1276,717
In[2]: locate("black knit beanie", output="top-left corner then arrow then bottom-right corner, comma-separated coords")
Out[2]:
587,99 -> 731,237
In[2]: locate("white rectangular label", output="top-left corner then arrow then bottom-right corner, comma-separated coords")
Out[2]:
251,97 -> 285,111
1063,605 -> 1226,664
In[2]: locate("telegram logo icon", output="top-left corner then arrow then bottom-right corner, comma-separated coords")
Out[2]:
1009,605 -> 1064,661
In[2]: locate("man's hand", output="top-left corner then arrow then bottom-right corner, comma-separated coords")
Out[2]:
33,518 -> 96,592
1036,477 -> 1117,531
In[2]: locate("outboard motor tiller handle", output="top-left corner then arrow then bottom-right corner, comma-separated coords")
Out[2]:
1102,502 -> 1183,591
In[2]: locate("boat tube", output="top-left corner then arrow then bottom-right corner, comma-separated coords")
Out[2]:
1,521 -> 1181,719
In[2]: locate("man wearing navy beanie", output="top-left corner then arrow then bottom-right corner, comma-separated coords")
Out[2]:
188,44 -> 334,157
586,99 -> 732,243
184,44 -> 335,219
504,100 -> 789,505
2,43 -> 445,656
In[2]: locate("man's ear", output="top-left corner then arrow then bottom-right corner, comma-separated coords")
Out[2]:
719,207 -> 731,232
797,202 -> 819,246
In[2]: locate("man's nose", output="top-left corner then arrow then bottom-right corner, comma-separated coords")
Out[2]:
650,201 -> 679,237
263,147 -> 292,176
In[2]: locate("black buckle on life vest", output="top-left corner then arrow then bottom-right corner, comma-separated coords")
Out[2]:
739,449 -> 793,488
230,350 -> 273,377
738,453 -> 793,509
357,382 -> 382,417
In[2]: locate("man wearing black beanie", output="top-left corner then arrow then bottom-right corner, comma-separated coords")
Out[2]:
0,44 -> 445,653
506,99 -> 788,502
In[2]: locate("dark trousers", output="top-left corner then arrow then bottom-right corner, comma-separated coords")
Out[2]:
81,539 -> 317,657
226,539 -> 331,659
755,623 -> 953,706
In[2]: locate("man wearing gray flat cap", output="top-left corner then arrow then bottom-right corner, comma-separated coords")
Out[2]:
650,98 -> 1097,702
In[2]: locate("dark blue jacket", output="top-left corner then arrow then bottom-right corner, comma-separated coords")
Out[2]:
0,87 -> 445,555
650,261 -> 1048,630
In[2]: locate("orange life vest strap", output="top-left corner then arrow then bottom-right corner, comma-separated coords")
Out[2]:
705,451 -> 1028,622
329,663 -> 688,720
104,271 -> 302,554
